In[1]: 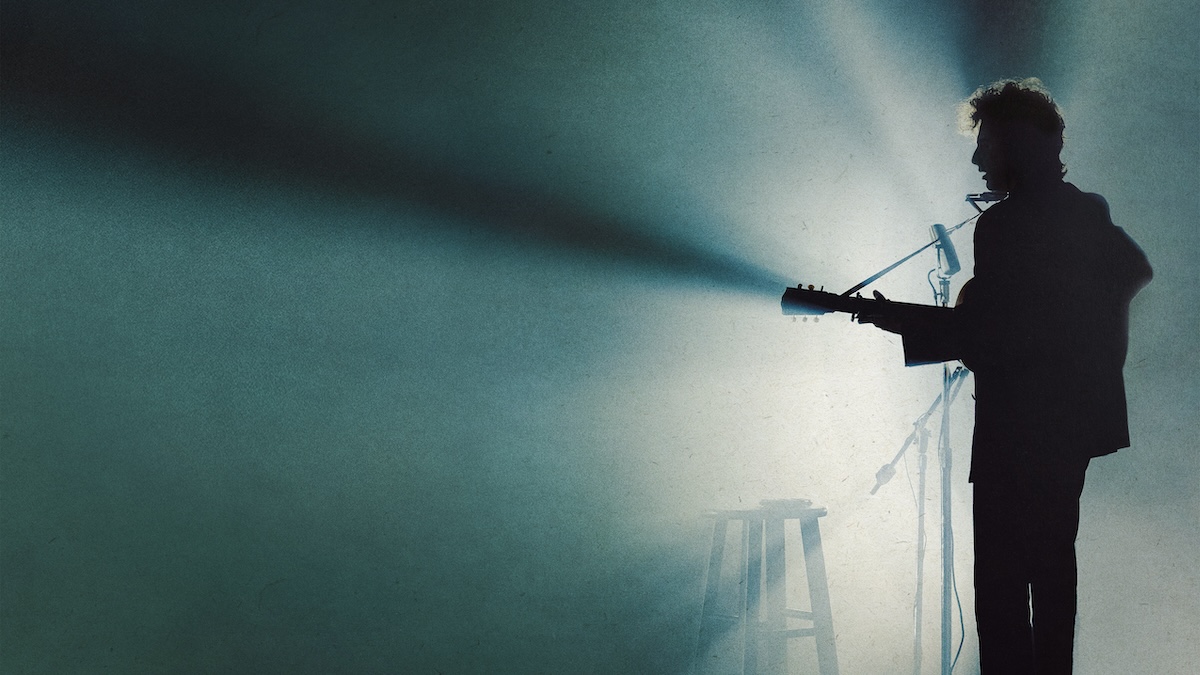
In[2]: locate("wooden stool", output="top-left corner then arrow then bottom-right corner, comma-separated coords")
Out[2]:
693,499 -> 838,675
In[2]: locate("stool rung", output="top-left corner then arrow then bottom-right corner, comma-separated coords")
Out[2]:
770,627 -> 817,639
783,608 -> 815,620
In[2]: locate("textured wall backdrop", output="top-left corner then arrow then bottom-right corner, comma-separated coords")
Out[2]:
2,1 -> 1196,673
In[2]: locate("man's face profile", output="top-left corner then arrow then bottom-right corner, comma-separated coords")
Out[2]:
971,122 -> 1011,193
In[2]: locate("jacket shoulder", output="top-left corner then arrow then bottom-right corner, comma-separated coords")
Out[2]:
1066,185 -> 1154,289
1078,188 -> 1113,222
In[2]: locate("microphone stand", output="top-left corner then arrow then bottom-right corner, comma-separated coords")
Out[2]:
934,254 -> 956,675
870,367 -> 968,675
853,193 -> 1001,675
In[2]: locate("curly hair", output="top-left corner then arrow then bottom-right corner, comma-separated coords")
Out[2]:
959,78 -> 1063,135
960,78 -> 1066,175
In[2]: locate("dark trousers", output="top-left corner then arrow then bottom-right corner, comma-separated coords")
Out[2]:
972,455 -> 1090,674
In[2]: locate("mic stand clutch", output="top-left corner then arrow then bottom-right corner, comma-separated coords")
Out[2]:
869,368 -> 969,496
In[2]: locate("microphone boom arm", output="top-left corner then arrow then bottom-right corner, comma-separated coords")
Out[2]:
841,219 -> 977,297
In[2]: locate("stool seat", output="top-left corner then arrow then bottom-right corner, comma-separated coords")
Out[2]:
704,499 -> 825,521
693,500 -> 839,675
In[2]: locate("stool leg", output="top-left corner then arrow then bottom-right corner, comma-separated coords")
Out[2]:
744,518 -> 763,675
693,518 -> 729,672
800,517 -> 839,675
763,517 -> 788,673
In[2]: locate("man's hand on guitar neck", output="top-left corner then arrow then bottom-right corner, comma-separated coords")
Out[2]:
856,290 -> 906,335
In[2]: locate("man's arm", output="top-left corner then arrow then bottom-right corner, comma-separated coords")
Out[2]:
857,291 -> 964,366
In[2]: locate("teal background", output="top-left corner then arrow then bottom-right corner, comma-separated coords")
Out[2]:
2,2 -> 1196,672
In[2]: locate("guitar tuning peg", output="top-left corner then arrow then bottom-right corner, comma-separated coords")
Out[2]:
808,284 -> 815,290
802,316 -> 808,322
813,317 -> 819,323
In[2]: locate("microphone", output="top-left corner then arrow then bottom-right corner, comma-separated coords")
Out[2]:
932,223 -> 960,276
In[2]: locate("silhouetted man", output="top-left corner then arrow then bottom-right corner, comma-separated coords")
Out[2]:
864,79 -> 1152,673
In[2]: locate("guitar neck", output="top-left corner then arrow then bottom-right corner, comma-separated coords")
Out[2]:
781,286 -> 953,319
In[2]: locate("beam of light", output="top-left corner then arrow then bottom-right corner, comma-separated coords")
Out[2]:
799,0 -> 981,295
796,5 -> 988,670
0,15 -> 787,298
655,2 -> 991,672
679,1 -> 985,298
811,1 -> 969,212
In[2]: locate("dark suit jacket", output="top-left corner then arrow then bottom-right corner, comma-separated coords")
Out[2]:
900,182 -> 1152,481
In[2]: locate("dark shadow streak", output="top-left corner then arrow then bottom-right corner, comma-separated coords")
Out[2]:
0,22 -> 788,296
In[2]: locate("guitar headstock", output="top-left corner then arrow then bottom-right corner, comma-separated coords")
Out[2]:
781,283 -> 833,316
